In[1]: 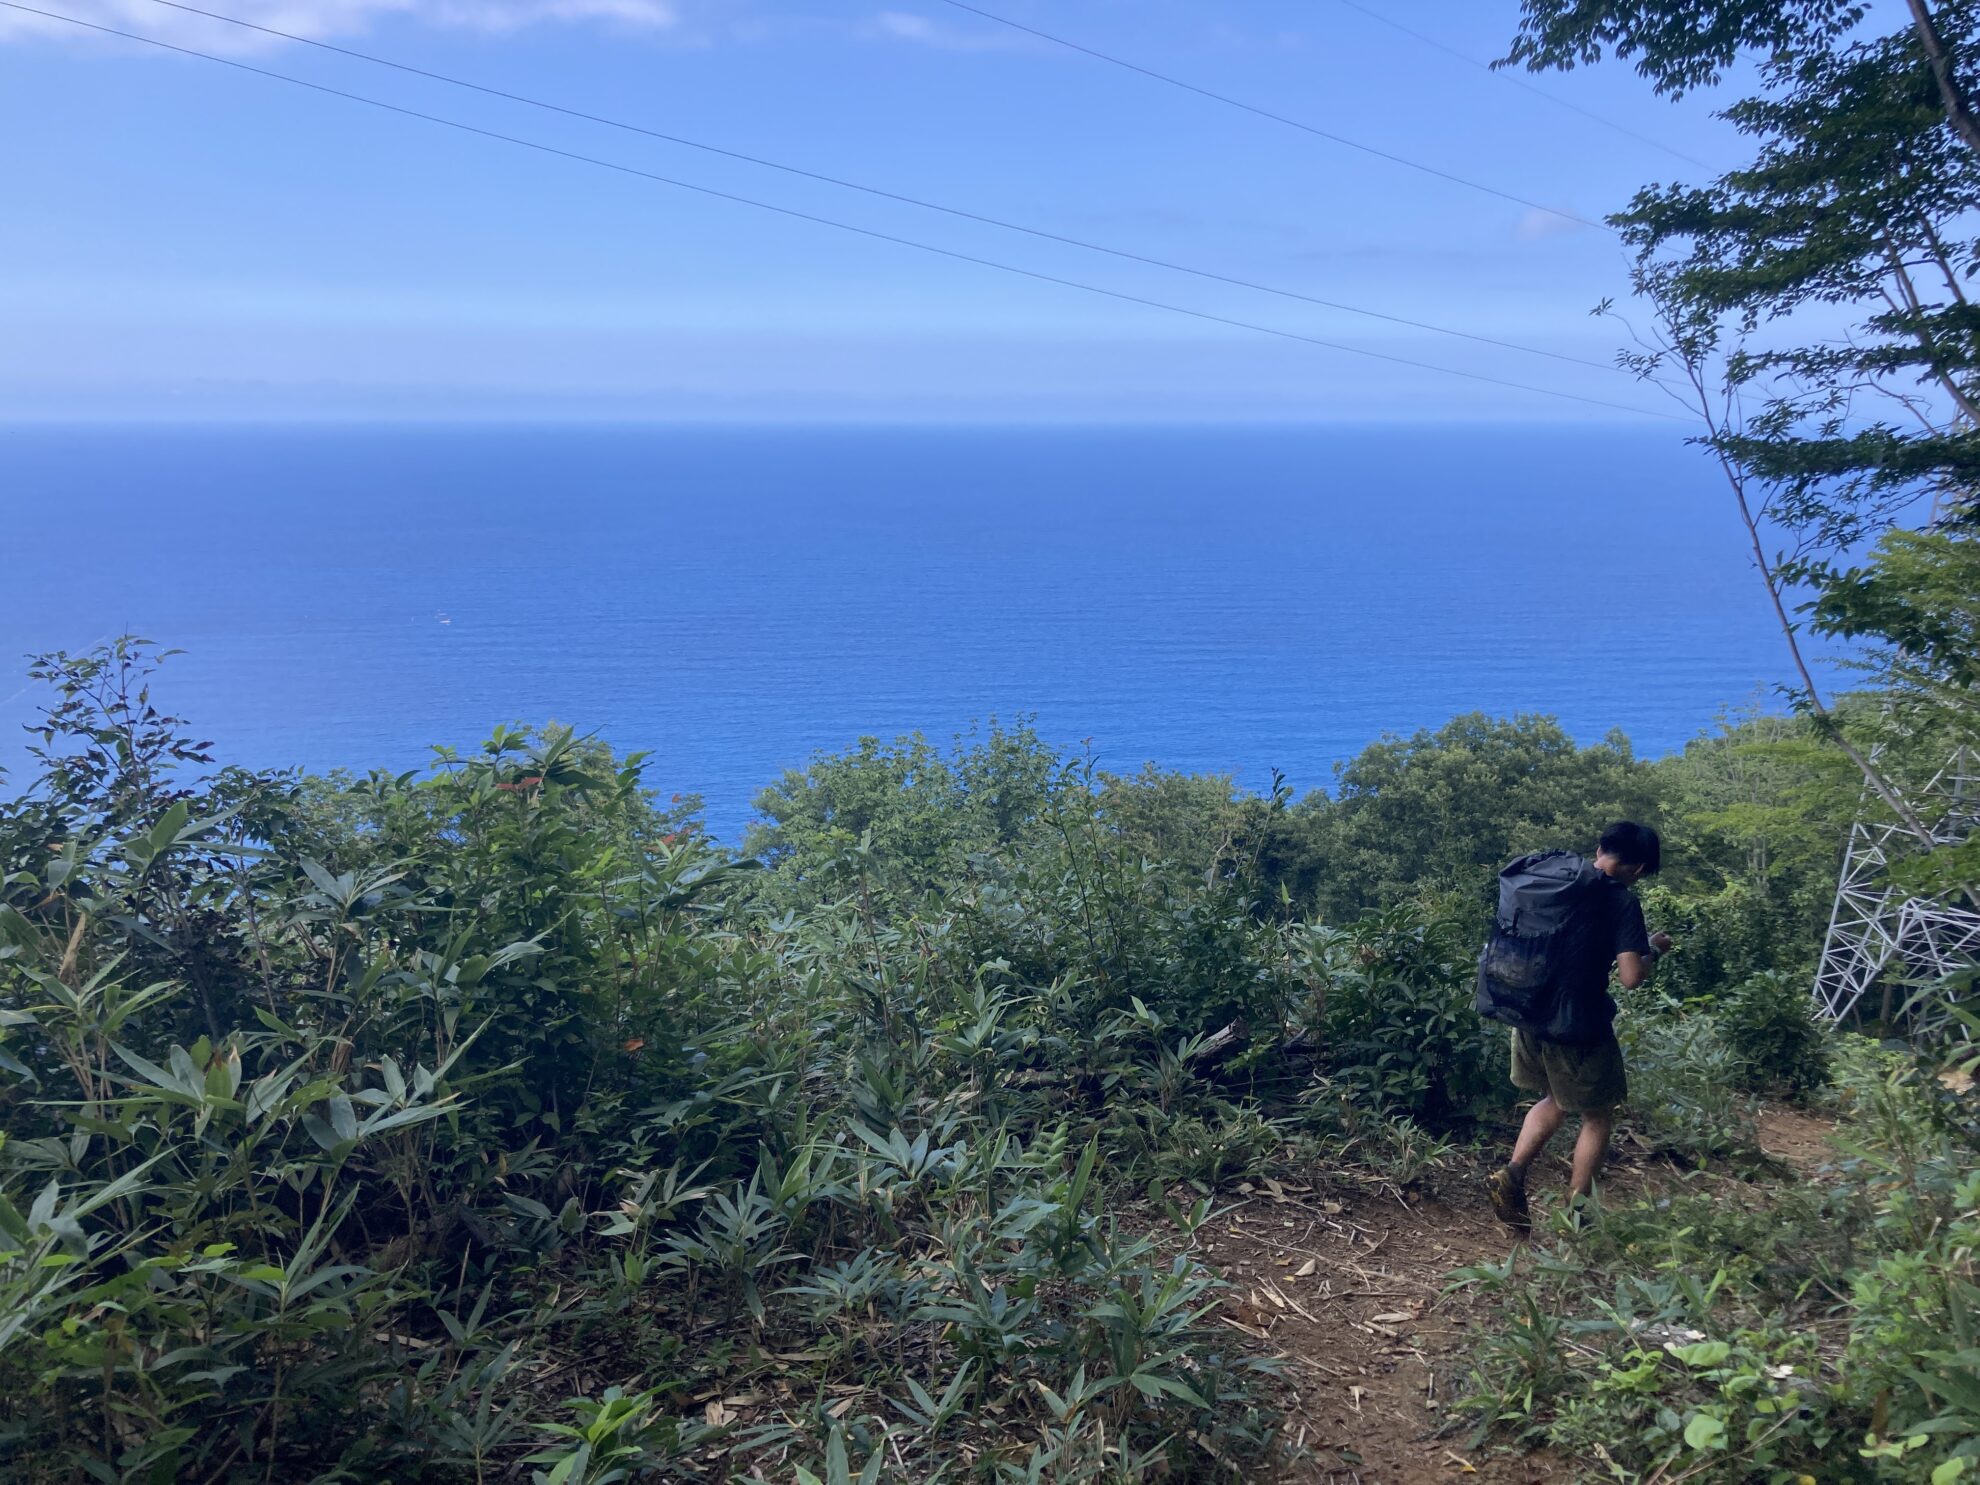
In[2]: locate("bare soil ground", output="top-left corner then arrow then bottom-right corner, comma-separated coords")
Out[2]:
1185,1161 -> 1631,1484
1195,1178 -> 1542,1483
1183,1115 -> 1840,1485
1755,1104 -> 1842,1175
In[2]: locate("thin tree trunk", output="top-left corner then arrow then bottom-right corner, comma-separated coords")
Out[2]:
1668,336 -> 1940,845
1908,0 -> 1980,157
1884,240 -> 1980,426
1916,211 -> 1971,308
1714,436 -> 1935,844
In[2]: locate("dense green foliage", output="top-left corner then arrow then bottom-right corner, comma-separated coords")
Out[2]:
1459,1039 -> 1980,1483
1310,715 -> 1659,922
0,640 -> 1962,1483
1,645 -> 1331,1484
4,643 -> 1622,1484
1457,12 -> 1980,1476
1509,0 -> 1980,898
743,721 -> 1060,915
753,706 -> 1859,1009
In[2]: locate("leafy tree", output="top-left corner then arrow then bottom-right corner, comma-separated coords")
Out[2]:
1506,0 -> 1980,880
1654,707 -> 1857,886
1093,762 -> 1244,876
1816,527 -> 1980,897
1507,0 -> 1980,164
1307,713 -> 1661,924
1635,708 -> 1853,996
745,720 -> 1060,910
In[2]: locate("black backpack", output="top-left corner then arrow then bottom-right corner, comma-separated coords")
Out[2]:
1474,850 -> 1597,1034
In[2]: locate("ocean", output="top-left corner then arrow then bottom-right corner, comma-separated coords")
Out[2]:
0,421 -> 1820,840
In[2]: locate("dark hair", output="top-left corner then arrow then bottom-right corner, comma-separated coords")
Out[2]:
1599,821 -> 1662,875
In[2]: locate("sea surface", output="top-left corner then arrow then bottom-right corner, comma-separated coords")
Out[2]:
0,422 -> 1827,840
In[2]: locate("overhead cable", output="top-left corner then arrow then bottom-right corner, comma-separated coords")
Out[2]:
935,0 -> 1612,234
133,0 -> 1618,374
1327,0 -> 1712,170
1,2 -> 1684,421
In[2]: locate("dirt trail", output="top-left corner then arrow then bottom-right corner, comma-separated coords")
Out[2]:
1755,1104 -> 1841,1175
1194,1110 -> 1841,1483
1195,1171 -> 1564,1484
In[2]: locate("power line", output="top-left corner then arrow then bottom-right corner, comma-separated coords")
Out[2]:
0,1 -> 1683,422
1326,0 -> 1712,170
132,0 -> 1619,375
935,0 -> 1612,234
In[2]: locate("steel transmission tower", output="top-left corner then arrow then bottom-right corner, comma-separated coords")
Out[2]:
1814,747 -> 1980,1023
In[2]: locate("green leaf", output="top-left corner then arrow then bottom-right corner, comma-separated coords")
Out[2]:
0,905 -> 38,951
110,1043 -> 203,1105
1670,1340 -> 1731,1368
1128,1369 -> 1206,1407
302,1114 -> 346,1153
327,1094 -> 358,1142
299,858 -> 347,901
1684,1413 -> 1727,1451
244,1068 -> 299,1125
544,1443 -> 587,1485
130,800 -> 190,870
0,1193 -> 26,1243
358,1103 -> 450,1139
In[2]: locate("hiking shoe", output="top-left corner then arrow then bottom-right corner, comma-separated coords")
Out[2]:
1486,1167 -> 1531,1232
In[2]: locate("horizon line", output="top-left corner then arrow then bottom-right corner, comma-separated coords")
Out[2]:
0,411 -> 1683,429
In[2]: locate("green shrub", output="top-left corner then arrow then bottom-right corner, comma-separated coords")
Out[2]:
1636,877 -> 1817,1006
1459,1046 -> 1980,1485
1303,905 -> 1500,1125
1716,970 -> 1832,1096
1616,1004 -> 1761,1164
0,642 -> 1289,1485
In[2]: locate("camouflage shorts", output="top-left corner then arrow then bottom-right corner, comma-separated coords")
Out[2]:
1510,1027 -> 1627,1114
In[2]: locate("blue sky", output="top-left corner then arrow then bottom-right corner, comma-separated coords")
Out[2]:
0,0 -> 1751,421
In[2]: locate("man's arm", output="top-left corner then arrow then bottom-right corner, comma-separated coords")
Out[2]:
1615,931 -> 1675,990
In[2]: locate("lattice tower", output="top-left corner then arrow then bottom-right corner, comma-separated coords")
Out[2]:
1813,747 -> 1980,1023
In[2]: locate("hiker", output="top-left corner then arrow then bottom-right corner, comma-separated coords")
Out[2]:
1477,821 -> 1673,1230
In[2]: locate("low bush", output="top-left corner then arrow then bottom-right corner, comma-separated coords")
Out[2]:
0,644 -> 1292,1484
1716,970 -> 1833,1097
1616,1000 -> 1762,1165
1301,906 -> 1500,1125
1458,1037 -> 1980,1484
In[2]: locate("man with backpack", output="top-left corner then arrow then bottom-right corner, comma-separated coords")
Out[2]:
1475,821 -> 1673,1231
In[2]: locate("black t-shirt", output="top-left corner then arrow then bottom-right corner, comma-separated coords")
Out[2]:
1546,870 -> 1651,1041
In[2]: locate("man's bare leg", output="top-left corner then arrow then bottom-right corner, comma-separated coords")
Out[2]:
1489,1096 -> 1568,1230
1511,1095 -> 1566,1172
1569,1111 -> 1613,1198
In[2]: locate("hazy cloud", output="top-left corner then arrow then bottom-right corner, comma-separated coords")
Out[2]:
1515,205 -> 1593,241
0,0 -> 684,52
868,9 -> 1036,52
